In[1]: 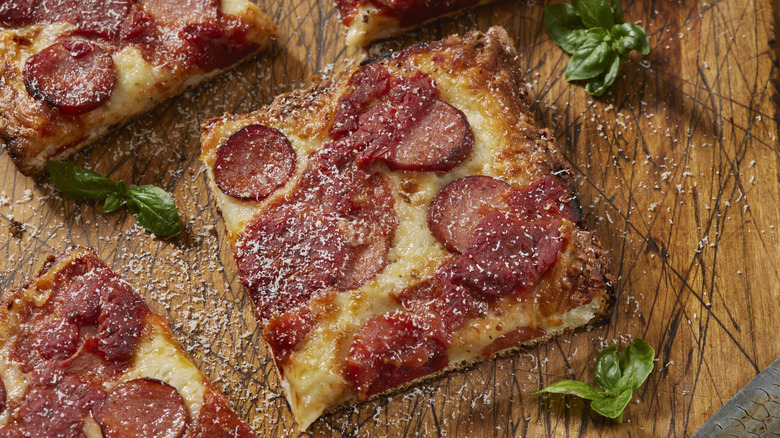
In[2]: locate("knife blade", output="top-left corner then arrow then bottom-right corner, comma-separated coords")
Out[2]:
692,356 -> 780,437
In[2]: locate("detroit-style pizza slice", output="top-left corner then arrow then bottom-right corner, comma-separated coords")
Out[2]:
200,27 -> 614,429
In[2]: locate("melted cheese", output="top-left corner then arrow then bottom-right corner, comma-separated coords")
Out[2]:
0,251 -> 215,434
122,325 -> 207,417
203,46 -> 608,429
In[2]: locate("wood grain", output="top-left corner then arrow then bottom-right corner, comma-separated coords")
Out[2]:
1,0 -> 778,436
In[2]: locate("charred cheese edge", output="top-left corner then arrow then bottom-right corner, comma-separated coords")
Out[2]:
200,27 -> 613,429
0,0 -> 277,176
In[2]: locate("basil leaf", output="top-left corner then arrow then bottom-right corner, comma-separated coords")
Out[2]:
544,3 -> 587,54
617,339 -> 655,391
124,185 -> 182,237
594,343 -> 621,393
531,380 -> 604,400
47,161 -> 117,202
609,0 -> 624,24
590,388 -> 633,421
571,0 -> 614,29
611,22 -> 651,55
585,53 -> 621,96
103,192 -> 124,213
566,32 -> 611,81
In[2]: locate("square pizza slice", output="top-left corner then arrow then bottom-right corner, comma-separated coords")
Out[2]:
200,27 -> 614,429
336,0 -> 494,46
0,246 -> 256,437
0,0 -> 277,176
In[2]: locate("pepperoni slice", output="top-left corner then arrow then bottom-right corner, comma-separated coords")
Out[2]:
345,312 -> 448,400
428,176 -> 514,254
263,306 -> 315,371
186,387 -> 255,438
385,100 -> 474,171
34,318 -> 80,360
214,125 -> 296,201
0,0 -> 35,27
143,0 -> 218,24
445,212 -> 565,300
235,164 -> 396,319
395,278 -> 487,336
19,377 -> 105,438
96,378 -> 189,438
507,176 -> 582,224
24,40 -> 116,115
94,281 -> 147,362
180,21 -> 258,71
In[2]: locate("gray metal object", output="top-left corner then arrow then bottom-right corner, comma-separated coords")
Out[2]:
692,357 -> 780,437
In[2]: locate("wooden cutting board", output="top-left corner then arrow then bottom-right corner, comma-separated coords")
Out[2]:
1,0 -> 778,436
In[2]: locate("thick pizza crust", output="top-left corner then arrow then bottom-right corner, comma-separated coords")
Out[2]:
0,1 -> 277,177
201,26 -> 614,429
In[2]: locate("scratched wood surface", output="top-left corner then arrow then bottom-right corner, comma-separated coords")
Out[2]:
1,0 -> 778,436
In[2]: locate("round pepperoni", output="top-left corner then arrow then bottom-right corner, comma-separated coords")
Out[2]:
386,100 -> 474,171
24,40 -> 116,115
428,176 -> 514,254
94,281 -> 147,362
96,378 -> 189,438
445,211 -> 565,299
34,318 -> 80,360
214,125 -> 296,201
345,312 -> 448,400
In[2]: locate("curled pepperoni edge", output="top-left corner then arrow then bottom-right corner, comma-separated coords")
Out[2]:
24,39 -> 117,115
384,99 -> 474,172
214,124 -> 297,202
427,175 -> 514,254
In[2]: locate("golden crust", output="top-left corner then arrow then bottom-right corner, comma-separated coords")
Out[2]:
1,5 -> 277,177
200,26 -> 613,429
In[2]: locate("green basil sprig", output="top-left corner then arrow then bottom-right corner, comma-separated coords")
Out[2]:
47,160 -> 182,237
532,339 -> 655,422
544,0 -> 650,96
